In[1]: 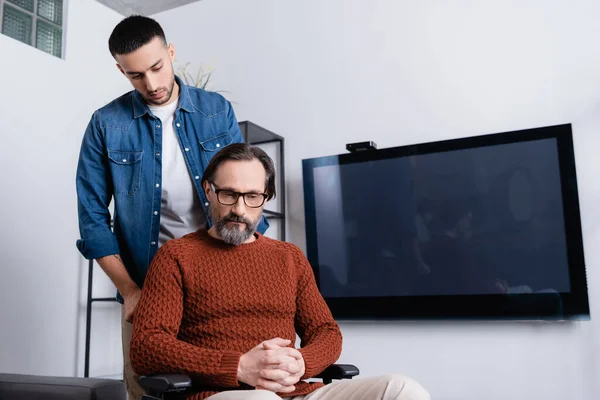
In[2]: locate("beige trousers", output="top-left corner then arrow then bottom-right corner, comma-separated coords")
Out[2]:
205,374 -> 431,400
122,306 -> 146,400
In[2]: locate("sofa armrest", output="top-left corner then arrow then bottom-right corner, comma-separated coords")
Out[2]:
0,373 -> 126,400
315,364 -> 360,383
138,374 -> 192,393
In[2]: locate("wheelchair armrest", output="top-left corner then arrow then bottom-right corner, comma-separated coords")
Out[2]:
316,364 -> 360,383
137,364 -> 359,394
138,374 -> 192,393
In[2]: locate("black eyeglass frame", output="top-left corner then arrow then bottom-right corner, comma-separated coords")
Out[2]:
210,182 -> 268,208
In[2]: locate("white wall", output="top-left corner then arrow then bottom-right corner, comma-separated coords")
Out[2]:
153,1 -> 600,399
0,0 -> 130,378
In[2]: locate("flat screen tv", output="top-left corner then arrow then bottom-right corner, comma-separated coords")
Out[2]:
302,124 -> 589,320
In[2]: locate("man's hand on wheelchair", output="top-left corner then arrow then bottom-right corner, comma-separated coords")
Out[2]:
237,337 -> 305,393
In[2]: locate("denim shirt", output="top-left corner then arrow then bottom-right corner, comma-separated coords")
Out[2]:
76,76 -> 269,299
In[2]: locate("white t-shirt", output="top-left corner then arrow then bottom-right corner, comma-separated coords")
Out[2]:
148,99 -> 206,247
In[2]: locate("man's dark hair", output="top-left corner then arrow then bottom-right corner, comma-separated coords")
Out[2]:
108,15 -> 167,57
202,143 -> 276,201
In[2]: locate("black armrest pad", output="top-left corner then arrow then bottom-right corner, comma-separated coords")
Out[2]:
0,373 -> 125,400
315,364 -> 360,380
138,374 -> 192,392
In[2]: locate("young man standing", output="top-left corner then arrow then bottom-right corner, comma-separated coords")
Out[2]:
75,16 -> 267,400
130,143 -> 430,400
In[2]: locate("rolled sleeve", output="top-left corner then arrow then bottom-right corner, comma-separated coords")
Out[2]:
76,234 -> 120,260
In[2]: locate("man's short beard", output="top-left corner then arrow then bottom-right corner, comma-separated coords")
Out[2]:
211,208 -> 259,246
145,74 -> 175,105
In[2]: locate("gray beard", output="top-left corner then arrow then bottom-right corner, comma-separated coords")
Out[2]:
212,210 -> 259,246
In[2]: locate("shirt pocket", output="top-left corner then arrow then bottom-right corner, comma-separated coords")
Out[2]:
199,132 -> 234,165
107,149 -> 143,196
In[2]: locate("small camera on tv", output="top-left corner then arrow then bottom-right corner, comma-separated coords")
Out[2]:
346,141 -> 377,153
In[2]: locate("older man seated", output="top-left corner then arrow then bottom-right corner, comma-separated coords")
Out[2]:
130,143 -> 431,400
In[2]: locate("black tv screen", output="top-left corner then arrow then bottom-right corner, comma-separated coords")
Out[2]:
302,124 -> 589,320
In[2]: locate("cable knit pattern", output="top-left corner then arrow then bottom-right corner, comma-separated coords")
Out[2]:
130,230 -> 343,399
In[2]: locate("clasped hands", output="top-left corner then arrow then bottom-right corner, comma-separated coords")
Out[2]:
237,337 -> 305,393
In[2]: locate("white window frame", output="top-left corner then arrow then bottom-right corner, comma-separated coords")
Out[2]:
0,0 -> 67,59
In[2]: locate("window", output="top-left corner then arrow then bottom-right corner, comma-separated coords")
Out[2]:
0,0 -> 64,58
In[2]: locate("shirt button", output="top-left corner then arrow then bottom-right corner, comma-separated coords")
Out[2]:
195,176 -> 200,180
216,143 -> 221,148
156,124 -> 161,128
204,202 -> 209,206
156,152 -> 160,156
122,159 -> 127,162
176,123 -> 181,127
155,183 -> 160,188
185,148 -> 189,152
154,211 -> 158,215
151,241 -> 156,246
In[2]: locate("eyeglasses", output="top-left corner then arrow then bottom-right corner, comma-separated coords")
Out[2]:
210,183 -> 268,208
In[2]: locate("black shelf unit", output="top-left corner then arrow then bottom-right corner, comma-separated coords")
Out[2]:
83,258 -> 117,378
239,120 -> 286,241
83,121 -> 286,378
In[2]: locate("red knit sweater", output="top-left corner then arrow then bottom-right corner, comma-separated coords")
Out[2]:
130,230 -> 343,399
